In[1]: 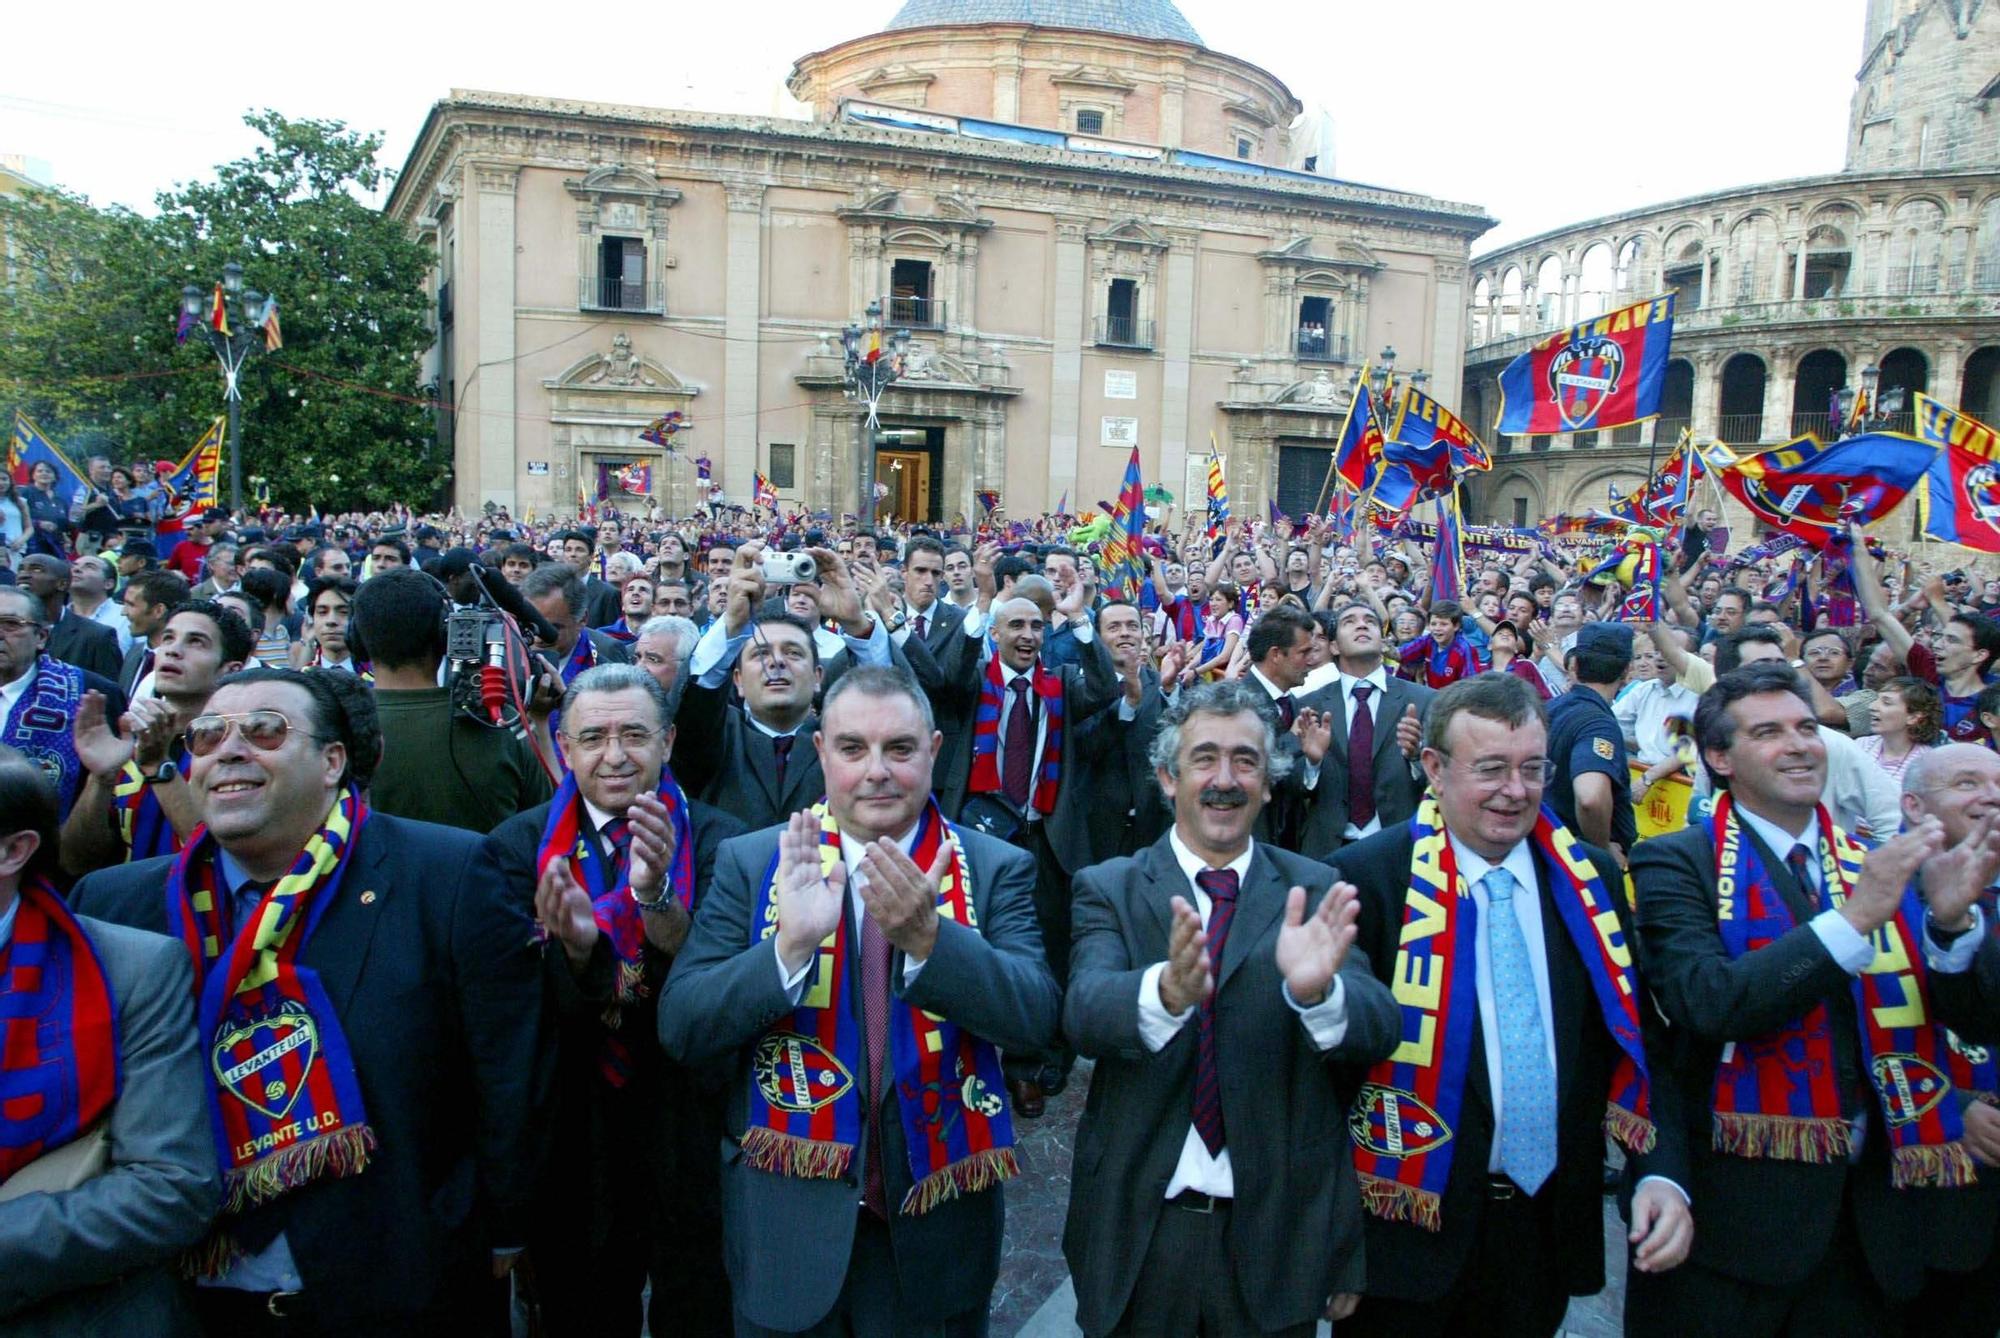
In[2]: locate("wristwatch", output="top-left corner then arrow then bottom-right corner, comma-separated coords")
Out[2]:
629,883 -> 677,913
887,612 -> 908,633
142,759 -> 179,785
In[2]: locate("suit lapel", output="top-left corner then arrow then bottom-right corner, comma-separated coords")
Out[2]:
1372,680 -> 1407,764
1137,838 -> 1180,945
779,714 -> 821,808
741,716 -> 784,807
304,818 -> 393,1018
1327,682 -> 1351,759
1217,844 -> 1288,992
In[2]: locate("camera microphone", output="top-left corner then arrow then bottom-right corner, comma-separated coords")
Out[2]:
470,564 -> 561,645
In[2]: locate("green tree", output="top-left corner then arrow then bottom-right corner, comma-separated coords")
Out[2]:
0,112 -> 443,512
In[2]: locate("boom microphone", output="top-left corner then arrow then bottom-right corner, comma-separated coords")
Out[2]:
469,563 -> 561,646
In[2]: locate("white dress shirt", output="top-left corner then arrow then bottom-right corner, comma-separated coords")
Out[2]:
778,818 -> 928,996
0,662 -> 35,723
1137,830 -> 1350,1199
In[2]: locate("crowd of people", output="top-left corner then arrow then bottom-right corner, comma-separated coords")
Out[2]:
3,484 -> 2000,1338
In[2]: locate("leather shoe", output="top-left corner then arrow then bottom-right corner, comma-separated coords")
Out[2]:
1009,1078 -> 1046,1119
1038,1062 -> 1069,1098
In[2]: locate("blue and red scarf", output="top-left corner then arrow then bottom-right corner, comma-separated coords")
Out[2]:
165,789 -> 375,1268
0,877 -> 121,1186
3,656 -> 85,816
969,657 -> 1063,815
113,744 -> 193,861
740,800 -> 1018,1214
546,635 -> 601,764
601,618 -> 639,644
534,764 -> 695,1009
1352,795 -> 1654,1229
1706,795 -> 1974,1188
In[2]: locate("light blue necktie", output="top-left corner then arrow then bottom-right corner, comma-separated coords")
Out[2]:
1485,867 -> 1557,1195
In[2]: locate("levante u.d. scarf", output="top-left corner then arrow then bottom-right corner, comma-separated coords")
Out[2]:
164,788 -> 375,1268
968,658 -> 1063,814
113,744 -> 194,861
1706,794 -> 1973,1188
0,878 -> 121,1187
740,800 -> 1018,1214
1350,794 -> 1654,1230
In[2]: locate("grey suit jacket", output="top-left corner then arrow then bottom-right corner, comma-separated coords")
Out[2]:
1061,836 -> 1400,1336
45,613 -> 121,685
1297,671 -> 1435,857
0,917 -> 218,1336
659,818 -> 1061,1333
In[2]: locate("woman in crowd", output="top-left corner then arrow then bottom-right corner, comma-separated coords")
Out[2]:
24,459 -> 69,556
1858,675 -> 1942,784
1184,581 -> 1242,683
0,471 -> 29,569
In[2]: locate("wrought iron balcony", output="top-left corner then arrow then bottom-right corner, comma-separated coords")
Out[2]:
1094,315 -> 1154,349
580,275 -> 664,315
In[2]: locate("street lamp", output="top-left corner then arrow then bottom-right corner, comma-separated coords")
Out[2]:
180,260 -> 275,513
1833,362 -> 1907,439
839,300 -> 911,533
1350,344 -> 1427,417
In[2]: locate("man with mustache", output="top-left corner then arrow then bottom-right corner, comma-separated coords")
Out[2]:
660,665 -> 1058,1336
1063,680 -> 1399,1336
69,667 -> 549,1330
1334,672 -> 1691,1337
483,663 -> 744,1336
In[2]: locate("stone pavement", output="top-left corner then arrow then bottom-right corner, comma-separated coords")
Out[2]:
993,1060 -> 1631,1338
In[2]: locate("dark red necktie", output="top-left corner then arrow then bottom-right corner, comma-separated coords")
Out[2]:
1276,694 -> 1297,731
771,733 -> 794,792
1002,677 -> 1036,809
1191,868 -> 1240,1156
914,613 -> 928,641
1787,846 -> 1819,912
601,818 -> 632,885
860,903 -> 893,1218
1347,683 -> 1377,828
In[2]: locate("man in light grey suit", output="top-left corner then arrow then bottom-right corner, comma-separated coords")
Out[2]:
0,748 -> 218,1335
660,665 -> 1061,1336
1063,681 -> 1401,1336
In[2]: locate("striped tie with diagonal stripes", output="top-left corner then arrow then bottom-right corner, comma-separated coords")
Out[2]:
1191,867 -> 1240,1155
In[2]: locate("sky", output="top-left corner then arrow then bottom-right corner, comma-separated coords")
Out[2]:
4,0 -> 1865,254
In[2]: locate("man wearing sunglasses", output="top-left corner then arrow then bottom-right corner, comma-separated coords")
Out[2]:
70,666 -> 550,1332
59,600 -> 253,875
0,586 -> 126,822
481,663 -> 744,1336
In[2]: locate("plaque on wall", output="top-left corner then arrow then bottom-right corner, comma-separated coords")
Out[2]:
1104,370 -> 1137,400
1101,416 -> 1139,448
526,461 -> 550,476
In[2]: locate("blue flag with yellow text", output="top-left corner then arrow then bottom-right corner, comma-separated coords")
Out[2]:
7,412 -> 85,495
1916,393 -> 2000,553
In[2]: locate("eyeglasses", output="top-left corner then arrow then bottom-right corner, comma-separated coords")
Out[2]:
1441,753 -> 1554,788
0,615 -> 45,635
186,710 -> 325,758
562,725 -> 665,755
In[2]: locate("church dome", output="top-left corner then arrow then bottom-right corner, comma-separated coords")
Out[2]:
883,0 -> 1204,46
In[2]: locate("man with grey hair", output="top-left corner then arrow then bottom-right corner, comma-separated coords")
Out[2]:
1064,679 -> 1398,1335
631,613 -> 699,714
662,662 -> 1058,1336
1894,741 -> 2000,1335
483,660 -> 745,1337
0,584 -> 124,819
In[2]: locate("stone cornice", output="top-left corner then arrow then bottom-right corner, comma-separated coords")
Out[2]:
385,90 -> 1492,240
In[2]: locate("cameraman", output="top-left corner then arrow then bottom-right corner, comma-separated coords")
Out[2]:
353,569 -> 556,835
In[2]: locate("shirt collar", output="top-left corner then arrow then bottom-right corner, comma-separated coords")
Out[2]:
1341,664 -> 1389,697
1168,826 -> 1256,884
1248,666 -> 1286,700
1445,832 -> 1538,899
0,661 -> 36,714
837,817 -> 922,877
1732,801 -> 1818,865
581,797 -> 623,836
748,714 -> 804,741
0,893 -> 18,951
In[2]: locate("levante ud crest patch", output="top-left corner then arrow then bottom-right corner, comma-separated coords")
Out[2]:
213,1001 -> 320,1121
755,1031 -> 855,1114
1549,335 -> 1625,430
1349,1083 -> 1452,1159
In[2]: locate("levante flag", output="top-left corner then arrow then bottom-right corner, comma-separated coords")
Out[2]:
1704,432 -> 1937,544
1495,295 -> 1676,435
1333,366 -> 1386,492
7,411 -> 86,492
1608,434 -> 1704,527
1427,490 -> 1464,605
1206,447 -> 1229,535
615,461 -> 653,495
155,418 -> 224,521
1100,445 -> 1147,601
1916,393 -> 2000,552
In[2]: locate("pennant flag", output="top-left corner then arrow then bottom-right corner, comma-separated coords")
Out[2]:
754,470 -> 778,508
1495,294 -> 1675,435
1582,534 -> 1666,622
174,304 -> 196,346
1705,432 -> 1936,545
1056,489 -> 1069,517
1328,486 -> 1355,543
1608,434 -> 1705,528
153,417 -> 224,523
615,462 -> 654,496
1205,446 -> 1229,537
259,297 -> 283,352
1427,491 -> 1464,605
1916,393 -> 2000,552
7,411 -> 86,493
1098,446 -> 1147,602
975,488 -> 1001,514
1333,373 -> 1385,493
208,283 -> 230,337
640,410 -> 688,448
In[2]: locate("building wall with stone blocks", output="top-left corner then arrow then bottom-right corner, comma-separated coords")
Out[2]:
1849,0 -> 2000,173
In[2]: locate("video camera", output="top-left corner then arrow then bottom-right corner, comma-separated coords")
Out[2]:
445,565 -> 561,730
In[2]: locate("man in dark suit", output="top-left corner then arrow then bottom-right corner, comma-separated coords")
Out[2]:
115,569 -> 194,697
659,664 -> 1060,1336
1896,742 -> 2000,1338
523,564 -> 632,679
1334,672 -> 1691,1338
556,528 -> 622,628
674,541 -> 892,831
0,587 -> 125,821
0,748 -> 218,1336
1063,680 -> 1400,1336
1071,599 -> 1173,864
1295,601 -> 1431,857
18,552 -> 123,683
1630,663 -> 2000,1337
484,663 -> 744,1337
71,666 -> 550,1332
1237,603 -> 1317,849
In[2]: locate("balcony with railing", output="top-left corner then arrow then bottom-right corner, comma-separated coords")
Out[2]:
580,274 -> 664,315
1095,315 -> 1154,349
1884,264 -> 1942,296
1714,413 -> 1767,444
885,295 -> 946,329
1294,330 -> 1349,363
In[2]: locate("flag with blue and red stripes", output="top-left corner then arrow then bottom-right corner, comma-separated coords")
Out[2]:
1495,295 -> 1675,435
1706,433 -> 1936,546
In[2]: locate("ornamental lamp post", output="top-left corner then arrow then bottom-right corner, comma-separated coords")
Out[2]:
1833,362 -> 1907,439
180,259 -> 277,514
839,300 -> 911,535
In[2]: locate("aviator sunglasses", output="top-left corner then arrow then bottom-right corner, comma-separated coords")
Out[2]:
185,710 -> 328,758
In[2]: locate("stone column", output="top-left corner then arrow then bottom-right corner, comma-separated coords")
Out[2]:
1691,351 -> 1722,441
1048,217 -> 1089,510
1159,66 -> 1187,149
1697,254 -> 1711,309
1159,230 -> 1198,513
955,232 -> 981,357
723,182 -> 764,499
1430,261 -> 1467,415
993,45 -> 1023,122
1763,348 -> 1796,443
1792,241 -> 1809,300
1935,342 -> 1966,404
472,163 -> 519,512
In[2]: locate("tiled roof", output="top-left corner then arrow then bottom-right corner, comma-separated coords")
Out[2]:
883,0 -> 1203,45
